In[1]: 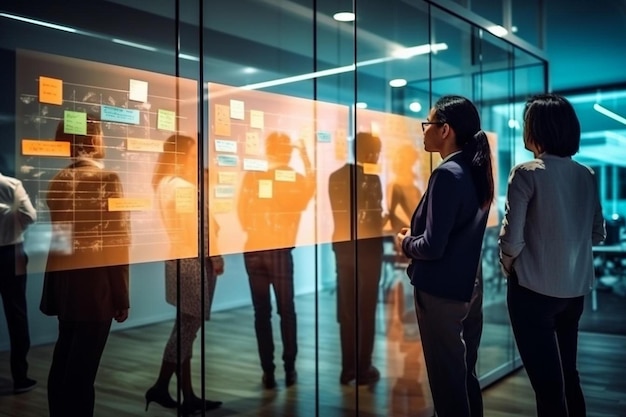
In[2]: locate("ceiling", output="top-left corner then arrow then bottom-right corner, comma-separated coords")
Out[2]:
3,0 -> 625,166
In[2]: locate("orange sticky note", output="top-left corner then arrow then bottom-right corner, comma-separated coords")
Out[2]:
39,76 -> 63,105
108,198 -> 153,211
22,139 -> 70,157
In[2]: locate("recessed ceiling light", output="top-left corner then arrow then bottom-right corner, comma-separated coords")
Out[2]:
409,101 -> 422,112
333,12 -> 355,22
389,78 -> 407,88
243,67 -> 257,74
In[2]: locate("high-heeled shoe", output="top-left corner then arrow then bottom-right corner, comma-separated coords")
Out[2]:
181,396 -> 222,416
145,385 -> 177,411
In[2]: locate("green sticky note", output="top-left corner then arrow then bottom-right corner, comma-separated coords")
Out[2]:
64,110 -> 87,135
157,109 -> 176,132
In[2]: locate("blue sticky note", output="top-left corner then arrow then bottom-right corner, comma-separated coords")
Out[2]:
101,105 -> 140,125
217,154 -> 239,167
317,131 -> 332,142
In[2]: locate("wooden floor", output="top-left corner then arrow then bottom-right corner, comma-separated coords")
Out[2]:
1,290 -> 625,417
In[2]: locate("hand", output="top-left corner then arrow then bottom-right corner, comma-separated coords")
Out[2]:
210,255 -> 225,276
114,309 -> 129,323
395,227 -> 410,253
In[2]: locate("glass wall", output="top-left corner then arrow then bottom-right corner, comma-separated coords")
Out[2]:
0,1 -> 546,416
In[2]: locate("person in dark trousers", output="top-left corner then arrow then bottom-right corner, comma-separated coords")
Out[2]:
0,170 -> 37,394
329,131 -> 385,386
40,116 -> 131,417
238,132 -> 315,389
499,94 -> 606,417
396,95 -> 495,417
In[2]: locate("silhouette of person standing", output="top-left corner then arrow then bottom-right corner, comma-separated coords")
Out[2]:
40,116 -> 131,417
0,169 -> 37,394
328,131 -> 384,385
238,132 -> 315,389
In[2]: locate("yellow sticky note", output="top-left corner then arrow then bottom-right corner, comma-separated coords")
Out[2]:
250,110 -> 264,129
22,139 -> 70,157
108,198 -> 153,211
214,104 -> 231,136
212,199 -> 234,213
218,171 -> 238,184
175,187 -> 195,213
335,129 -> 348,161
158,109 -> 176,132
126,138 -> 163,152
275,169 -> 296,182
258,179 -> 273,199
39,76 -> 63,105
363,162 -> 380,175
245,131 -> 261,155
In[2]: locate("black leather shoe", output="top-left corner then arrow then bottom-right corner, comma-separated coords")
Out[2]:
13,378 -> 37,394
285,370 -> 298,387
262,373 -> 277,389
181,396 -> 222,416
145,385 -> 177,411
340,370 -> 355,385
356,366 -> 380,385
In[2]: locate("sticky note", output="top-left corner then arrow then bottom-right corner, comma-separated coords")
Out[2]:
215,139 -> 237,153
250,110 -> 264,128
258,179 -> 273,198
22,139 -> 70,157
63,110 -> 87,135
243,158 -> 268,172
230,99 -> 245,120
214,104 -> 231,136
218,171 -> 238,184
214,185 -> 236,198
102,105 -> 140,125
126,138 -> 163,153
363,162 -> 380,175
317,131 -> 332,143
245,131 -> 261,155
129,79 -> 148,102
275,169 -> 296,182
39,76 -> 63,105
158,109 -> 176,131
175,187 -> 195,213
216,154 -> 238,167
212,199 -> 234,213
108,198 -> 152,211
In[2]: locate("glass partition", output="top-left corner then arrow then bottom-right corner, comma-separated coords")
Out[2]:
0,1 -> 546,416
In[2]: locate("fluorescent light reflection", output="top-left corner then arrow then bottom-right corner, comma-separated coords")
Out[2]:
0,13 -> 76,33
356,102 -> 367,109
393,42 -> 448,59
178,53 -> 199,61
112,38 -> 157,51
241,42 -> 447,91
486,25 -> 508,37
593,103 -> 626,126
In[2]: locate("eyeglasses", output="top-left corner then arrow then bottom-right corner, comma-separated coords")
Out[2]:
421,121 -> 446,131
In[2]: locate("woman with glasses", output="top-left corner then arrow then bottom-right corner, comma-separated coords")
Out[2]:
499,94 -> 605,417
395,95 -> 494,417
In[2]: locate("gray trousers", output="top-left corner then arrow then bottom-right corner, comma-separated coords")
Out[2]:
414,279 -> 483,417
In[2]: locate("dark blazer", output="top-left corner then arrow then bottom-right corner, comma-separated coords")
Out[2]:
402,152 -> 488,302
328,163 -> 384,246
237,164 -> 315,252
40,159 -> 130,322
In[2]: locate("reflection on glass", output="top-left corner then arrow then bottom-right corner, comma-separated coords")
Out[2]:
329,132 -> 385,385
